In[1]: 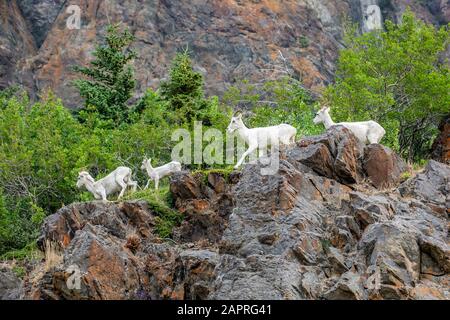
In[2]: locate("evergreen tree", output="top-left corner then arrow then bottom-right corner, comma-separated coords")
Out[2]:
73,24 -> 137,124
160,49 -> 210,123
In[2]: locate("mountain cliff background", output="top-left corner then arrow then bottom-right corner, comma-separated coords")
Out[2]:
1,0 -> 449,108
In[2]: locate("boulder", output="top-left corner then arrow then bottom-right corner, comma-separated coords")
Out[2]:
33,224 -> 147,300
296,126 -> 365,184
359,222 -> 421,299
37,201 -> 156,250
363,144 -> 407,188
323,271 -> 365,300
211,255 -> 304,300
399,160 -> 450,216
0,266 -> 23,300
348,192 -> 394,230
287,143 -> 334,178
171,171 -> 237,244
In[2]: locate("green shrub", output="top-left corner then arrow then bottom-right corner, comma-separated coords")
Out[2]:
192,167 -> 236,184
298,36 -> 310,48
325,10 -> 450,161
0,242 -> 42,262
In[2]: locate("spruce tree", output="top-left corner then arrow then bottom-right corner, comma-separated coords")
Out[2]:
160,49 -> 208,123
73,24 -> 137,124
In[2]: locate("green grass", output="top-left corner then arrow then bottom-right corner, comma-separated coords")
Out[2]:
412,159 -> 428,171
400,171 -> 412,181
124,186 -> 183,239
192,166 -> 236,184
0,242 -> 42,262
12,265 -> 26,279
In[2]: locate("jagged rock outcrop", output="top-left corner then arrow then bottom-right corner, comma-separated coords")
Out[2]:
0,265 -> 23,300
0,0 -> 37,91
20,127 -> 449,300
1,0 -> 448,107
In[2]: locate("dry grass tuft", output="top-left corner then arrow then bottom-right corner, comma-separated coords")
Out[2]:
44,240 -> 63,271
125,234 -> 141,253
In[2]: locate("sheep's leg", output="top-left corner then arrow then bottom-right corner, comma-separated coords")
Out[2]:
100,190 -> 108,202
129,180 -> 138,193
144,179 -> 151,190
290,135 -> 296,144
259,145 -> 268,158
126,172 -> 138,192
154,177 -> 160,191
367,132 -> 380,145
235,145 -> 257,169
117,180 -> 128,200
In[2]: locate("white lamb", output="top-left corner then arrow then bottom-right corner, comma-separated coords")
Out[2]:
76,167 -> 138,201
313,106 -> 386,144
141,158 -> 182,190
227,113 -> 297,169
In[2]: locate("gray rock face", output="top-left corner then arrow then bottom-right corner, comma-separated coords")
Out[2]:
399,160 -> 450,217
23,128 -> 450,300
0,267 -> 23,300
363,144 -> 407,188
17,0 -> 66,48
0,1 -> 37,90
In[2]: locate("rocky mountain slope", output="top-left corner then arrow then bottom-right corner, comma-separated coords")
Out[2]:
2,127 -> 448,300
1,0 -> 449,107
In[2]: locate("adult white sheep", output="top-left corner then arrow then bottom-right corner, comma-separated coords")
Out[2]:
227,113 -> 297,169
76,167 -> 137,201
141,158 -> 182,190
313,106 -> 386,144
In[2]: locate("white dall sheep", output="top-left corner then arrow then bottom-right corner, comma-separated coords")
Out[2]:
227,113 -> 297,169
76,167 -> 138,201
313,106 -> 386,144
141,158 -> 182,190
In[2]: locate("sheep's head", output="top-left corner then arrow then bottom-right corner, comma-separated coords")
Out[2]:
313,106 -> 331,125
76,171 -> 94,189
227,113 -> 244,133
141,158 -> 151,171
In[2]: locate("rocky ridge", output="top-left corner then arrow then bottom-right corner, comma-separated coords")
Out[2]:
2,126 -> 448,300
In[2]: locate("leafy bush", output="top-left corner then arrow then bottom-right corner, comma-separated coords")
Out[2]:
325,11 -> 450,161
